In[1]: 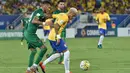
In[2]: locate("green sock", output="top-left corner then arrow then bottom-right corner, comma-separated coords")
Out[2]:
64,36 -> 66,42
28,50 -> 37,67
35,47 -> 47,65
59,55 -> 64,63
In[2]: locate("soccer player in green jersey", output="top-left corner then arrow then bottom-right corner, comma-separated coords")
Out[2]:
24,1 -> 51,73
46,0 -> 68,64
21,12 -> 29,45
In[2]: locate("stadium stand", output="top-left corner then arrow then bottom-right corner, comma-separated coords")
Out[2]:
0,0 -> 130,15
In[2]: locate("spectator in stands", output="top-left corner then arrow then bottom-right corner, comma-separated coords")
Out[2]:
1,0 -> 130,14
86,0 -> 95,13
125,6 -> 130,14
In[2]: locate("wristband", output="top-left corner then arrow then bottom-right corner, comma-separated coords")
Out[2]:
56,35 -> 61,39
43,22 -> 45,25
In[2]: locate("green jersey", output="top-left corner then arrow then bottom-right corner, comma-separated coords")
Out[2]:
53,9 -> 68,14
24,8 -> 45,49
26,8 -> 45,34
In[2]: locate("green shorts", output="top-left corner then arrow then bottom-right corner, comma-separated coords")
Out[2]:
24,32 -> 43,49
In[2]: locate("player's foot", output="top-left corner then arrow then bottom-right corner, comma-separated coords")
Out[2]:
30,65 -> 39,73
26,70 -> 33,73
58,61 -> 64,65
39,62 -> 46,73
21,42 -> 23,45
34,68 -> 39,73
97,44 -> 102,49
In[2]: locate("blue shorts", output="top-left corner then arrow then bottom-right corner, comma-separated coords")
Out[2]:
49,39 -> 68,53
99,28 -> 106,35
44,30 -> 50,36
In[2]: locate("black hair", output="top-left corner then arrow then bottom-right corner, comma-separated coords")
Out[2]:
57,0 -> 65,4
41,0 -> 52,5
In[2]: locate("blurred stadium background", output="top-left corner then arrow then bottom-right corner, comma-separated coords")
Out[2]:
0,0 -> 130,73
0,0 -> 130,38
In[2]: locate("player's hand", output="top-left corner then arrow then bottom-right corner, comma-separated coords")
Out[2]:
56,35 -> 61,45
96,21 -> 99,24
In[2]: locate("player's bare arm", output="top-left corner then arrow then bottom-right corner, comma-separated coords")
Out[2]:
32,16 -> 45,25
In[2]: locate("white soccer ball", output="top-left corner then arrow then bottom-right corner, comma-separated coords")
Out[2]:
80,60 -> 90,71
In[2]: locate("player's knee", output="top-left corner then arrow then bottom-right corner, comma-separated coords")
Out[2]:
41,46 -> 47,52
41,45 -> 47,49
31,50 -> 37,55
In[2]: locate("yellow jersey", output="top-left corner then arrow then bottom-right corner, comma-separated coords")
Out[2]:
48,13 -> 68,41
43,19 -> 51,30
96,12 -> 110,29
43,25 -> 50,30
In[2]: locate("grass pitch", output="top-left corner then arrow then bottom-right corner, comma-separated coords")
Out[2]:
0,37 -> 130,73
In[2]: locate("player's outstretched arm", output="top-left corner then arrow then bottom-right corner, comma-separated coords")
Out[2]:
32,16 -> 45,25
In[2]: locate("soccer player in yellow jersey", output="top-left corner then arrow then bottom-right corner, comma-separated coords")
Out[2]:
96,8 -> 110,49
40,8 -> 78,73
43,24 -> 50,42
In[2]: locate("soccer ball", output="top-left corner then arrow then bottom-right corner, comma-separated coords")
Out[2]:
80,60 -> 90,71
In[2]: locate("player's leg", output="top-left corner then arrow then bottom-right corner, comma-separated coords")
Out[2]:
40,52 -> 63,73
58,54 -> 64,64
45,40 -> 59,63
46,40 -> 57,58
58,30 -> 66,64
21,33 -> 24,45
57,39 -> 71,73
29,36 -> 47,72
98,28 -> 105,49
63,50 -> 70,73
31,45 -> 47,73
44,53 -> 63,66
46,50 -> 56,58
26,45 -> 37,73
35,45 -> 47,65
40,40 -> 61,72
31,45 -> 47,69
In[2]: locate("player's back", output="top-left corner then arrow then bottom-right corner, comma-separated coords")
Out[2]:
48,13 -> 68,41
53,13 -> 68,34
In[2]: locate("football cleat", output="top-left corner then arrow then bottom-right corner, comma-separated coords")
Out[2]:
39,62 -> 46,73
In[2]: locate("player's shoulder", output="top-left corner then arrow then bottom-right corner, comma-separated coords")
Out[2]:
104,12 -> 109,15
34,8 -> 43,13
59,13 -> 68,20
53,10 -> 60,14
59,13 -> 68,18
58,13 -> 66,15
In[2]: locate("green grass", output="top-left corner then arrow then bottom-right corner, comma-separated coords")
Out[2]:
0,37 -> 130,73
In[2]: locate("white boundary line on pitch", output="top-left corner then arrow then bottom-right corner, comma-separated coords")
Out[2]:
0,67 -> 130,70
